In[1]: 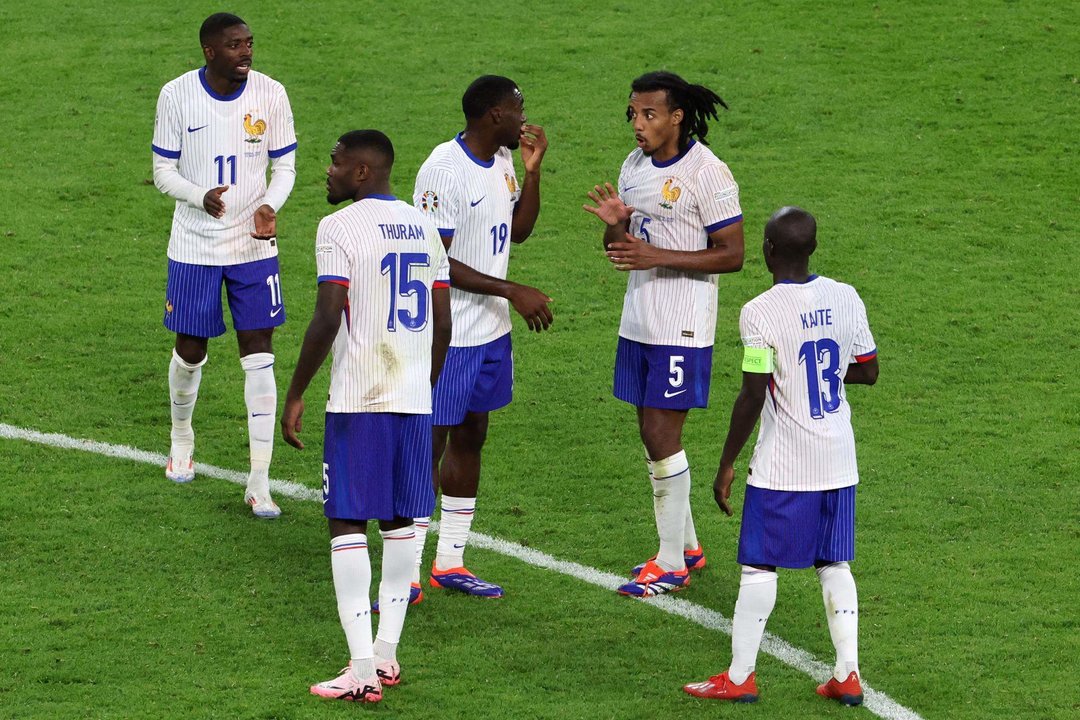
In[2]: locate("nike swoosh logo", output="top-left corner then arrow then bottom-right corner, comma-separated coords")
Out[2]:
470,196 -> 485,207
622,185 -> 637,192
187,125 -> 208,133
453,543 -> 465,549
270,307 -> 283,317
251,413 -> 271,417
663,389 -> 688,398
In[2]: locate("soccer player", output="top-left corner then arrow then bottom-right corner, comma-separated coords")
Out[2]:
583,71 -> 743,597
152,13 -> 297,518
683,207 -> 879,704
280,130 -> 451,703
407,75 -> 552,600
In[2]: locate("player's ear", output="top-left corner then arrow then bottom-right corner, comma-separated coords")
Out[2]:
671,108 -> 684,126
202,44 -> 214,62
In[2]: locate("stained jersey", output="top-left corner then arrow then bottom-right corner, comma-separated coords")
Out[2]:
315,195 -> 451,414
413,134 -> 521,347
617,140 -> 742,348
152,68 -> 298,266
740,275 -> 877,491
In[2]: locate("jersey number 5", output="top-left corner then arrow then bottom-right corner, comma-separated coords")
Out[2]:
798,338 -> 842,419
380,252 -> 430,332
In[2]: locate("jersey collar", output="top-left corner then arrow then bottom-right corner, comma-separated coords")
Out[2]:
777,274 -> 819,285
199,66 -> 247,102
455,133 -> 495,168
651,139 -> 696,168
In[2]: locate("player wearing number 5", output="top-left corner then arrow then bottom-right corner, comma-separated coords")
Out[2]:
406,76 -> 552,600
151,13 -> 297,517
684,207 -> 878,704
583,71 -> 743,597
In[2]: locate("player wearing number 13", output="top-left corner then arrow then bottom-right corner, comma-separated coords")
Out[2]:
683,207 -> 878,704
151,13 -> 297,518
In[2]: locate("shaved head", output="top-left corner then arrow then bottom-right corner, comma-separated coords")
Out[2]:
765,206 -> 817,260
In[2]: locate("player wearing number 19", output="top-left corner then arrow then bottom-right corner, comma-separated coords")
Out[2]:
683,207 -> 878,704
152,13 -> 298,517
281,130 -> 451,703
583,71 -> 743,597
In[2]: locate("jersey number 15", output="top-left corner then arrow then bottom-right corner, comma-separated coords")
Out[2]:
380,252 -> 430,332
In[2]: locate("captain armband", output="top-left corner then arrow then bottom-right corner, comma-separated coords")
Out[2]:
741,346 -> 775,374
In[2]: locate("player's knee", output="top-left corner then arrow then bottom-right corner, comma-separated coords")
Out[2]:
815,561 -> 851,576
455,414 -> 489,452
237,329 -> 274,356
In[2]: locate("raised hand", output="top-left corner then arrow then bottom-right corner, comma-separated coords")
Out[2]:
252,204 -> 277,240
203,185 -> 228,218
583,182 -> 634,227
519,124 -> 548,173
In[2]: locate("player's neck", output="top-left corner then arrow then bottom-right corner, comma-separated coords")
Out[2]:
354,183 -> 393,202
204,67 -> 244,96
772,266 -> 813,285
460,129 -> 498,162
650,137 -> 683,164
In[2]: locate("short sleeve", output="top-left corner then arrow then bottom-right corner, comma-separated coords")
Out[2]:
850,292 -> 877,362
433,244 -> 451,288
739,304 -> 775,373
696,161 -> 742,233
267,85 -> 298,159
151,86 -> 182,159
413,167 -> 462,239
315,217 -> 351,285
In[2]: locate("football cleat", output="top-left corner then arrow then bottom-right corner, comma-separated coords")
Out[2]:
631,545 -> 707,575
165,454 -> 195,483
683,671 -> 759,702
375,658 -> 401,686
429,565 -> 503,598
816,671 -> 863,706
310,665 -> 381,703
244,490 -> 281,519
372,583 -> 423,614
617,559 -> 689,597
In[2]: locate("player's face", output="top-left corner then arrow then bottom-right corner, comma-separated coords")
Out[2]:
627,90 -> 683,157
204,24 -> 254,83
498,89 -> 526,150
326,143 -> 359,205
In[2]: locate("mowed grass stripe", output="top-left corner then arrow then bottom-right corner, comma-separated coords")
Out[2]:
1,422 -> 924,720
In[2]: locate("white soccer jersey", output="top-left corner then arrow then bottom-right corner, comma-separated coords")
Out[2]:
741,275 -> 877,491
316,195 -> 451,414
152,68 -> 297,266
617,141 -> 742,348
413,134 -> 521,347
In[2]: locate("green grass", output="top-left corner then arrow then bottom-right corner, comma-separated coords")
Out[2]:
1,1 -> 1078,718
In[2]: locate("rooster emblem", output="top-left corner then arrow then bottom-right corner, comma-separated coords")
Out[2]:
243,113 -> 267,143
504,173 -> 518,194
659,178 -> 682,209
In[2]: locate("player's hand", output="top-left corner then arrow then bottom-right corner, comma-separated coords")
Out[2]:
281,395 -> 305,450
606,232 -> 662,271
203,185 -> 228,218
252,204 -> 277,240
507,284 -> 554,332
714,464 -> 736,516
583,183 -> 634,227
519,124 -> 548,173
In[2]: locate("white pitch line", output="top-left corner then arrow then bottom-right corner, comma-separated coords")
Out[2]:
1,422 -> 923,720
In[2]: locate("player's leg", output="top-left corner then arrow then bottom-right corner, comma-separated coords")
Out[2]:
814,485 -> 862,705
639,405 -> 691,571
225,257 -> 286,517
163,260 -> 226,482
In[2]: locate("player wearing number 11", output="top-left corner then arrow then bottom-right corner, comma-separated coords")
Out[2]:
683,206 -> 878,704
151,13 -> 297,518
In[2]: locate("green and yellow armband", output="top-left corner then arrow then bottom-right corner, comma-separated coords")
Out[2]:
741,346 -> 775,373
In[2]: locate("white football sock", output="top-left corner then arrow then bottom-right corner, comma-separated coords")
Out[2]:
240,352 -> 276,490
329,534 -> 375,680
375,526 -> 415,660
645,448 -> 698,553
650,451 -> 690,571
169,350 -> 205,457
818,561 -> 860,680
411,516 -> 430,584
729,567 -> 778,685
435,496 -> 475,569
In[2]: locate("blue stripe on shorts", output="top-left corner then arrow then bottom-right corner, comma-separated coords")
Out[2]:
613,337 -> 712,410
322,412 -> 436,522
737,484 -> 856,569
432,333 -> 513,426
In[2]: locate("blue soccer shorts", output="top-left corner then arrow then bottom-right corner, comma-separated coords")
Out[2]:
322,412 -> 436,522
613,337 -> 712,410
737,484 -> 856,569
164,256 -> 285,338
432,332 -> 513,426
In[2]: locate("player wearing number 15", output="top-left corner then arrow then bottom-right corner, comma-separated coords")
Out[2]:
683,207 -> 878,704
151,13 -> 297,518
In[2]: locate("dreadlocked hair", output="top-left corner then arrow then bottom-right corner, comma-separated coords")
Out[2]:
627,71 -> 728,149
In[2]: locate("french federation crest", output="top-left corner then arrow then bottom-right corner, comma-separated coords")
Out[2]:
165,299 -> 174,314
659,178 -> 682,209
504,173 -> 517,194
243,112 -> 267,144
419,190 -> 439,212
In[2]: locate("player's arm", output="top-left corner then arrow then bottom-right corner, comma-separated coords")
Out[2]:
510,124 -> 547,243
715,340 -> 773,516
281,281 -> 347,449
844,354 -> 879,385
583,182 -> 634,250
255,90 -> 299,239
444,250 -> 553,332
606,219 -> 745,274
150,88 -> 226,215
431,285 -> 451,386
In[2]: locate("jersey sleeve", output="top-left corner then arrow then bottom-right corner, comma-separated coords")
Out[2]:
850,292 -> 877,362
739,304 -> 775,373
413,166 -> 462,240
695,161 -> 743,233
315,217 -> 351,286
151,85 -> 182,159
267,84 -> 298,159
433,243 -> 451,288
